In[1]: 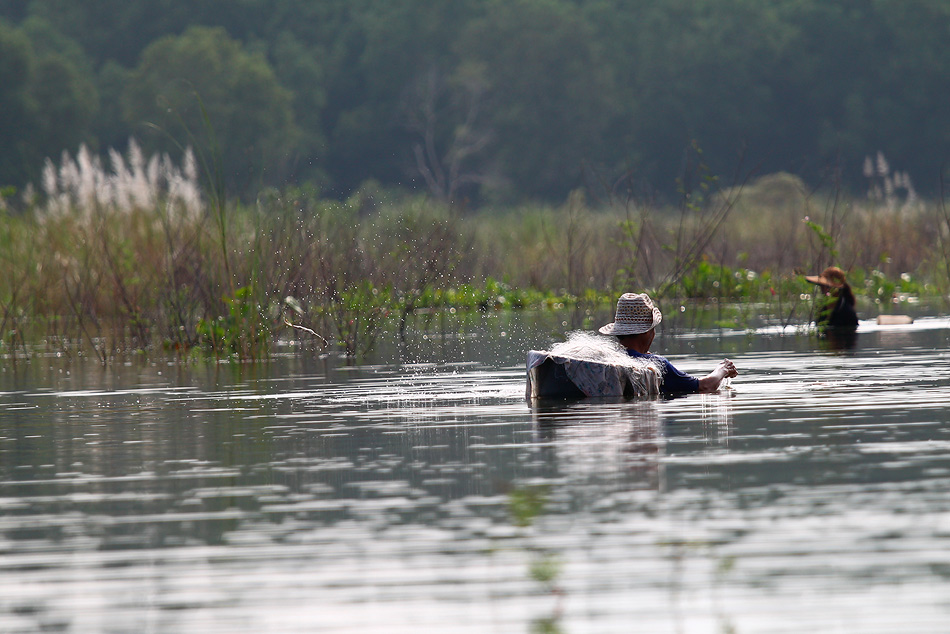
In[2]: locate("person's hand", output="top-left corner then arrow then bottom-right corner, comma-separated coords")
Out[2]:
698,359 -> 738,393
719,359 -> 738,378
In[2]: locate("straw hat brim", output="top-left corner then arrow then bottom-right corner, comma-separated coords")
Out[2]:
804,274 -> 844,288
598,322 -> 656,336
805,266 -> 849,289
598,312 -> 662,336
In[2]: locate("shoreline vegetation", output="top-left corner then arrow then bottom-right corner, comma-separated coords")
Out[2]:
1,144 -> 947,364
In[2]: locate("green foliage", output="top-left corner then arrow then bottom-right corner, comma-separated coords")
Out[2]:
268,30 -> 328,183
5,1 -> 950,201
197,286 -> 272,361
322,281 -> 391,357
121,26 -> 301,196
508,485 -> 549,528
803,217 -> 838,261
859,268 -> 926,309
0,18 -> 97,188
454,0 -> 617,200
433,278 -> 578,312
676,259 -> 787,302
529,553 -> 562,586
530,618 -> 565,634
3,159 -> 950,366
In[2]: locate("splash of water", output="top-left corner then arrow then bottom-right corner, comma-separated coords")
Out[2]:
548,331 -> 652,368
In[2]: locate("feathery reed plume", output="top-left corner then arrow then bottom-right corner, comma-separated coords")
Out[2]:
41,138 -> 203,221
863,151 -> 919,214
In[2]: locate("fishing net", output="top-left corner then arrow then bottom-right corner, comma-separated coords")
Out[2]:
527,332 -> 663,399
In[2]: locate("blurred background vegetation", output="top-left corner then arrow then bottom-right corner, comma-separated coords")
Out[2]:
1,0 -> 950,360
2,0 -> 950,204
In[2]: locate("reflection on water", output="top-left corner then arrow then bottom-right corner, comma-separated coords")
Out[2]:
1,316 -> 950,632
818,326 -> 858,352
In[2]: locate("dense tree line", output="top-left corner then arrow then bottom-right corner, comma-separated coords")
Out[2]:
1,0 -> 949,204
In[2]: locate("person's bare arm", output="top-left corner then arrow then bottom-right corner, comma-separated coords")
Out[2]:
697,359 -> 738,393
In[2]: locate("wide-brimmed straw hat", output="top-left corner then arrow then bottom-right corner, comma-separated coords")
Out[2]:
599,292 -> 662,336
805,266 -> 848,288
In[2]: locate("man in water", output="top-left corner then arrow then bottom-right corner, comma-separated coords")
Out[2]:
599,292 -> 738,394
804,266 -> 859,331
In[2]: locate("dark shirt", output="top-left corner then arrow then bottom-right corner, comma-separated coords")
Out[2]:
818,291 -> 859,330
626,350 -> 700,394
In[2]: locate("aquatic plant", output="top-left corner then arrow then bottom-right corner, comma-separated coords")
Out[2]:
508,485 -> 550,528
196,285 -> 274,360
40,139 -> 202,221
5,137 -> 950,366
803,216 -> 838,263
506,485 -> 564,633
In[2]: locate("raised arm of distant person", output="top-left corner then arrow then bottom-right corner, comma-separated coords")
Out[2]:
697,359 -> 738,393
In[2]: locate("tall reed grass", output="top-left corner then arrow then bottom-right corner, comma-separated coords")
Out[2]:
0,144 -> 945,362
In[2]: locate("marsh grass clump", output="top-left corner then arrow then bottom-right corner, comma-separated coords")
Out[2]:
41,139 -> 202,222
2,142 -> 949,364
2,147 -> 471,360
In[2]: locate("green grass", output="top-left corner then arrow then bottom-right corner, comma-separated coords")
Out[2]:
1,167 -> 948,363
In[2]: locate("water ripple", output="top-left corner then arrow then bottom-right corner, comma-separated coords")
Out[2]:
2,328 -> 950,632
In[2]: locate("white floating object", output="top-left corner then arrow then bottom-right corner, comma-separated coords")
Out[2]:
876,314 -> 913,325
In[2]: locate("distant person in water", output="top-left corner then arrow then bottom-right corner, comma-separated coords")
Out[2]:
599,293 -> 738,395
805,266 -> 859,331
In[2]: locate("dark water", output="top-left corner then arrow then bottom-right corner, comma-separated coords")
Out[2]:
2,314 -> 950,633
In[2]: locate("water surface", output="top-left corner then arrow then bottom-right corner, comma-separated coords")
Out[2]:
2,315 -> 950,633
